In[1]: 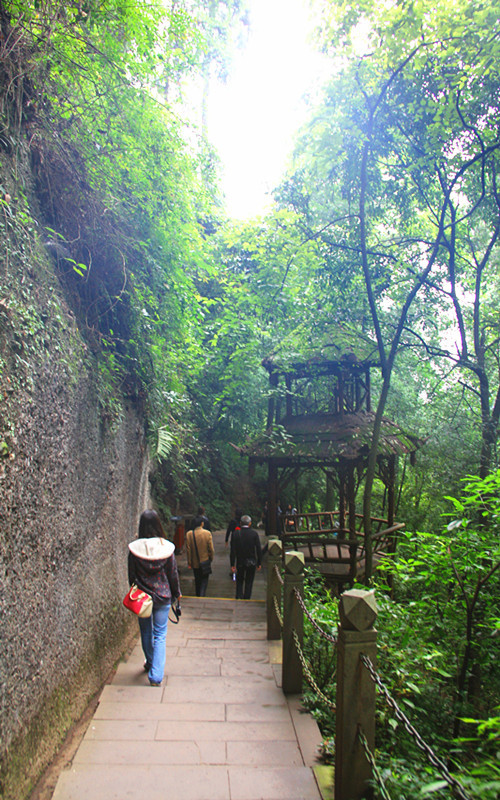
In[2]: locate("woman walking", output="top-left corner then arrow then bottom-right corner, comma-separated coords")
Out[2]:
186,516 -> 214,596
128,509 -> 181,686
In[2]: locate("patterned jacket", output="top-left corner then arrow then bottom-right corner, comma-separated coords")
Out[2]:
128,536 -> 181,605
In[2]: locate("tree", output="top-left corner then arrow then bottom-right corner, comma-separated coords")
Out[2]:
300,472 -> 500,798
388,470 -> 500,738
0,0 -> 251,516
277,0 -> 500,576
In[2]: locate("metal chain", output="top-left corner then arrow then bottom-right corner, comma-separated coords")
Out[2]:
292,629 -> 337,712
273,563 -> 284,585
273,593 -> 283,629
357,727 -> 393,800
293,587 -> 338,644
360,655 -> 472,800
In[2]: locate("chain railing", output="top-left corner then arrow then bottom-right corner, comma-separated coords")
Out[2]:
273,593 -> 283,629
293,586 -> 337,644
292,628 -> 336,712
357,727 -> 392,800
267,543 -> 474,800
360,655 -> 473,800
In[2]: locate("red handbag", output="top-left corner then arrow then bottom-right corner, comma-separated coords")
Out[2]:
123,584 -> 153,618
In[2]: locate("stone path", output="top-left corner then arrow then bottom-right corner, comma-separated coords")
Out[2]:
51,531 -> 325,800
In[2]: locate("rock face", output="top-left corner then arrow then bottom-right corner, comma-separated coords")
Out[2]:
0,42 -> 154,787
0,246 -> 150,798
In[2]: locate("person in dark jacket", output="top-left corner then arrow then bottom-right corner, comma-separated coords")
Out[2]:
128,510 -> 181,686
225,507 -> 242,579
230,514 -> 262,600
225,508 -> 242,545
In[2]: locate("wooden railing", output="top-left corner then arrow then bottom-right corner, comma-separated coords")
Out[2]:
279,509 -> 399,536
278,511 -> 405,587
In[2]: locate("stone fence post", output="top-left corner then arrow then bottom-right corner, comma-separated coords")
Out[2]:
282,550 -> 304,694
335,588 -> 378,800
267,538 -> 283,641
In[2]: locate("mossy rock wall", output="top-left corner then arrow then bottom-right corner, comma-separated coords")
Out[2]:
0,165 -> 150,800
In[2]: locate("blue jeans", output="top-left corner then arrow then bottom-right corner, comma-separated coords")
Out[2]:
138,601 -> 171,684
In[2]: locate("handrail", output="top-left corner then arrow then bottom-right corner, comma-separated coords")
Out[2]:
268,554 -> 471,800
360,655 -> 472,800
280,510 -> 393,526
371,522 -> 406,539
281,521 -> 404,539
278,519 -> 405,584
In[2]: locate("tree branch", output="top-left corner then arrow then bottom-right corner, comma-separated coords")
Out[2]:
272,215 -> 355,299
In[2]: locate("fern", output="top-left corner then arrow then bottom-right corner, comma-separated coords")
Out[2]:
156,426 -> 175,459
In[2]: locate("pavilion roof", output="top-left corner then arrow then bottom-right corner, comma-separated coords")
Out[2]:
236,412 -> 422,464
262,322 -> 379,375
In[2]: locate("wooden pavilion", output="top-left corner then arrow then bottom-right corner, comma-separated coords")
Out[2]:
237,324 -> 421,589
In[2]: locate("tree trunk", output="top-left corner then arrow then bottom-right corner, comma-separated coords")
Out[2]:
363,377 -> 391,582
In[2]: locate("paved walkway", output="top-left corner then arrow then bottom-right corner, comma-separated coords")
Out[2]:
51,531 -> 325,800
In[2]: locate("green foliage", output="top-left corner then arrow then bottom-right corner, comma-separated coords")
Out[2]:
2,2 -> 500,792
383,350 -> 482,532
297,473 -> 500,797
155,426 -> 176,460
376,473 -> 500,795
301,569 -> 339,738
0,0 -> 262,522
456,711 -> 500,799
5,0 -> 499,525
278,0 -> 500,519
3,1 -> 210,393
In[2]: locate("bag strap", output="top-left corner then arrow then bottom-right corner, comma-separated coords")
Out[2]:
129,584 -> 150,601
192,529 -> 201,563
169,600 -> 181,624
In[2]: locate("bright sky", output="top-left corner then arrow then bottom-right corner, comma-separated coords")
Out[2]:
207,0 -> 329,220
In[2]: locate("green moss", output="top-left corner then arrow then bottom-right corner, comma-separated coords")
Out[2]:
0,610 -> 136,800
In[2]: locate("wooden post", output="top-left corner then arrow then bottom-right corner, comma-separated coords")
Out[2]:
267,538 -> 283,641
267,371 -> 278,428
348,466 -> 357,536
282,550 -> 304,694
285,373 -> 293,418
387,455 -> 396,528
338,465 -> 346,537
326,470 -> 335,511
335,589 -> 378,800
338,372 -> 344,416
268,461 -> 278,538
348,466 -> 358,581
